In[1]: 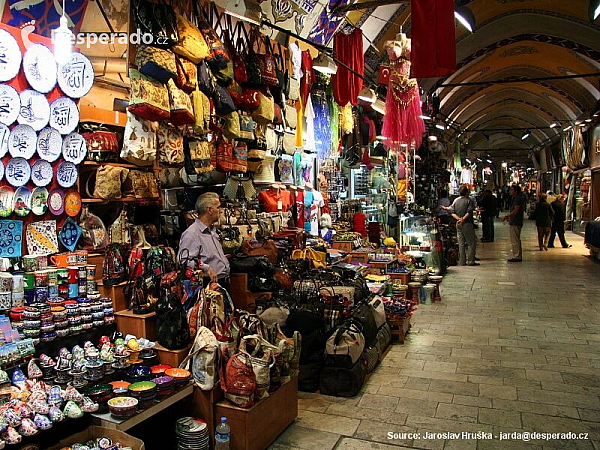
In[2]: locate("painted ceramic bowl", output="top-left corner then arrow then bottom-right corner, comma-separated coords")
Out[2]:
164,368 -> 191,383
128,381 -> 156,394
126,365 -> 151,383
109,380 -> 130,391
107,396 -> 138,418
150,364 -> 172,376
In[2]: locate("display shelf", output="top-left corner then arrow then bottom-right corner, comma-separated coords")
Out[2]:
81,161 -> 150,170
114,309 -> 156,341
388,316 -> 411,344
91,382 -> 194,431
229,273 -> 272,312
153,342 -> 191,367
79,105 -> 127,127
82,197 -> 140,203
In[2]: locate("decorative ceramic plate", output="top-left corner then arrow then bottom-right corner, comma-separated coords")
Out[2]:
62,132 -> 87,164
58,217 -> 81,251
0,30 -> 22,82
164,368 -> 191,380
9,124 -> 36,159
26,220 -> 58,256
57,53 -> 94,99
64,190 -> 82,217
109,381 -> 131,390
49,97 -> 79,135
37,127 -> 63,162
17,90 -> 50,131
30,187 -> 49,216
0,124 -> 9,158
56,161 -> 78,188
22,43 -> 57,94
30,159 -> 53,187
13,186 -> 31,217
0,160 -> 4,182
0,187 -> 14,217
48,188 -> 65,215
0,220 -> 22,257
5,157 -> 31,187
0,84 -> 20,125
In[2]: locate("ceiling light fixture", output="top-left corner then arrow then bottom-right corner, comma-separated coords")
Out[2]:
486,159 -> 492,163
358,86 -> 376,103
428,135 -> 438,142
590,0 -> 600,21
521,130 -> 530,140
585,118 -> 592,122
454,6 -> 475,33
549,122 -> 559,128
435,124 -> 446,130
466,158 -> 471,164
313,52 -> 338,75
502,162 -> 508,168
51,0 -> 73,64
563,125 -> 572,131
420,114 -> 432,120
476,158 -> 482,162
371,98 -> 386,115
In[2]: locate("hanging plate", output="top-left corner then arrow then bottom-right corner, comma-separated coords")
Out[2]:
0,160 -> 4,182
0,123 -> 9,158
0,186 -> 14,217
48,188 -> 65,215
0,84 -> 20,126
22,43 -> 57,94
0,30 -> 22,82
57,52 -> 94,99
62,132 -> 87,164
9,124 -> 37,159
13,186 -> 32,217
58,217 -> 82,251
31,187 -> 49,216
31,159 -> 53,187
17,90 -> 50,131
49,97 -> 79,135
37,127 -> 63,162
56,161 -> 78,188
5,157 -> 31,187
64,190 -> 82,217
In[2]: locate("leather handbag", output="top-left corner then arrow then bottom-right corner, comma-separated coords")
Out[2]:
240,239 -> 278,264
175,56 -> 198,93
230,254 -> 274,276
135,45 -> 177,83
128,68 -> 170,121
220,350 -> 256,407
172,13 -> 209,64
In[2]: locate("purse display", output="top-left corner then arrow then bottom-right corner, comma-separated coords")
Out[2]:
167,79 -> 195,126
191,87 -> 211,134
121,111 -> 157,166
128,68 -> 170,121
172,13 -> 210,64
132,0 -> 178,47
252,91 -> 275,124
157,123 -> 184,164
92,165 -> 129,199
135,45 -> 177,84
175,56 -> 198,93
127,170 -> 160,199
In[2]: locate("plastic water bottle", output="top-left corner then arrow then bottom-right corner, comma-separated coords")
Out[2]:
215,416 -> 230,450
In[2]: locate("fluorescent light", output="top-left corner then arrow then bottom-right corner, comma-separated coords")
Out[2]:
313,53 -> 337,75
476,158 -> 482,162
593,1 -> 600,20
521,131 -> 530,140
420,115 -> 431,120
563,125 -> 572,131
575,120 -> 582,125
585,118 -> 592,123
549,122 -> 558,128
224,9 -> 261,26
435,124 -> 446,130
358,86 -> 376,103
465,158 -> 471,163
224,0 -> 263,26
428,135 -> 438,141
486,159 -> 492,163
454,7 -> 475,33
52,15 -> 73,64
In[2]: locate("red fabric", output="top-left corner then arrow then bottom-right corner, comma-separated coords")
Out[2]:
410,0 -> 456,78
258,189 -> 293,213
332,28 -> 364,106
295,190 -> 304,229
300,50 -> 314,107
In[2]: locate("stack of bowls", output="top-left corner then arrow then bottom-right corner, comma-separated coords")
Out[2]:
150,364 -> 172,377
83,384 -> 113,413
128,381 -> 157,410
51,306 -> 69,338
107,396 -> 138,419
153,375 -> 175,398
126,365 -> 152,384
165,368 -> 192,389
22,306 -> 41,342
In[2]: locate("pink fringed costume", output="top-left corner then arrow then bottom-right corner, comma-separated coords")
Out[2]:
382,41 -> 425,150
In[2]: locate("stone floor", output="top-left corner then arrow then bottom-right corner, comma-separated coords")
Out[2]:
269,219 -> 600,450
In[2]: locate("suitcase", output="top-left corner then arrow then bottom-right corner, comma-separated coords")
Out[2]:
376,322 -> 392,355
319,358 -> 367,397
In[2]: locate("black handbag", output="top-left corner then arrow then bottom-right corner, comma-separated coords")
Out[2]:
213,84 -> 236,116
132,0 -> 178,47
319,358 -> 366,397
248,275 -> 280,293
230,254 -> 274,276
155,292 -> 190,350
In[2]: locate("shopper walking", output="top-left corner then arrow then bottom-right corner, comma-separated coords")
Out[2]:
502,184 -> 526,262
436,189 -> 451,224
532,193 -> 554,251
548,193 -> 572,248
443,186 -> 478,266
479,189 -> 497,242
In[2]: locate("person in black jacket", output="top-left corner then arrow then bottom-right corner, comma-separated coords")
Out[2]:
548,192 -> 572,248
479,189 -> 497,242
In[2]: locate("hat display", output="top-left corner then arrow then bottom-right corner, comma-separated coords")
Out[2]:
0,30 -> 22,82
17,90 -> 50,131
56,161 -> 78,188
49,97 -> 79,135
13,186 -> 31,217
48,188 -> 65,215
31,187 -> 49,216
31,159 -> 53,187
57,52 -> 95,98
5,157 -> 31,187
62,132 -> 87,164
0,186 -> 14,217
37,126 -> 63,162
22,43 -> 57,94
0,84 -> 20,125
9,124 -> 37,159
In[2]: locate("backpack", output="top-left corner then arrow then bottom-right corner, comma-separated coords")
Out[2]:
180,326 -> 218,390
156,292 -> 190,350
102,243 -> 127,285
220,350 -> 256,408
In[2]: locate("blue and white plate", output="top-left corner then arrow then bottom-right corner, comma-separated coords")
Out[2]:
0,30 -> 22,82
56,161 -> 78,188
0,124 -> 9,158
5,157 -> 31,187
31,187 -> 49,216
31,159 -> 53,187
13,186 -> 31,217
37,127 -> 63,162
59,217 -> 82,251
57,52 -> 94,99
9,124 -> 37,159
17,90 -> 50,131
0,160 -> 4,182
49,97 -> 79,135
0,84 -> 20,126
22,43 -> 57,94
62,132 -> 87,164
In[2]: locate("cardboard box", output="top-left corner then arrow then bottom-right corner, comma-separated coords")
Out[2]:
47,426 -> 145,450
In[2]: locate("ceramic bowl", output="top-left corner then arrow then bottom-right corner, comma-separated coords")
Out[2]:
165,368 -> 191,383
9,307 -> 24,322
21,307 -> 40,320
55,329 -> 69,338
153,375 -> 174,389
128,381 -> 157,399
83,384 -> 113,403
126,365 -> 151,382
150,364 -> 172,376
51,306 -> 66,321
23,329 -> 40,338
107,396 -> 138,418
22,319 -> 40,329
109,380 -> 131,390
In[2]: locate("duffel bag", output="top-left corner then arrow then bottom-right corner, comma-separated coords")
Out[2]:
376,322 -> 392,355
351,302 -> 378,346
325,319 -> 365,367
361,343 -> 380,374
298,361 -> 322,392
230,254 -> 274,276
298,328 -> 326,365
319,358 -> 367,397
369,296 -> 387,329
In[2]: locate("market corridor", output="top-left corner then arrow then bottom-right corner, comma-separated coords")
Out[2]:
270,220 -> 600,450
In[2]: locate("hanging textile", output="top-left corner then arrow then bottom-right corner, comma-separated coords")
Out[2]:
289,41 -> 303,80
382,36 -> 425,150
313,94 -> 332,162
332,28 -> 364,107
295,103 -> 304,149
410,0 -> 456,78
330,101 -> 340,155
300,50 -> 314,107
304,94 -> 316,152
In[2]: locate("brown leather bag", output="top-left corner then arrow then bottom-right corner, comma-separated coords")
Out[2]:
240,239 -> 278,264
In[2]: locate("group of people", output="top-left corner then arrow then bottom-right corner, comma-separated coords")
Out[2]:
438,185 -> 571,266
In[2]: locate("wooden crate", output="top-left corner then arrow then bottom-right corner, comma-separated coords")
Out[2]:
230,273 -> 272,312
214,378 -> 298,450
388,271 -> 412,285
115,309 -> 156,340
348,252 -> 369,263
332,241 -> 353,252
154,342 -> 191,368
387,316 -> 411,344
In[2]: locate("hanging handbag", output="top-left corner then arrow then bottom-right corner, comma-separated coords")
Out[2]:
238,114 -> 256,141
240,89 -> 260,111
132,0 -> 178,48
257,36 -> 279,87
127,170 -> 160,199
252,91 -> 275,124
284,103 -> 297,129
157,122 -> 184,164
273,103 -> 283,125
81,124 -> 119,162
223,111 -> 241,140
198,18 -> 230,71
135,45 -> 176,84
287,77 -> 300,101
191,87 -> 211,134
184,137 -> 214,174
172,13 -> 210,63
197,61 -> 215,97
167,79 -> 195,126
175,56 -> 198,93
231,21 -> 249,85
213,84 -> 236,116
128,69 -> 170,121
121,111 -> 157,166
270,45 -> 286,105
109,207 -> 131,246
92,165 -> 129,200
232,142 -> 248,173
265,127 -> 278,153
282,131 -> 296,155
216,136 -> 246,173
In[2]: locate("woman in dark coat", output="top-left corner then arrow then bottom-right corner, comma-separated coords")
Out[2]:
534,193 -> 554,251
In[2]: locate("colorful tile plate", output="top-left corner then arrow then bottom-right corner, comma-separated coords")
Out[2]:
13,186 -> 31,217
17,90 -> 50,131
5,157 -> 31,187
0,220 -> 23,257
64,190 -> 82,217
0,187 -> 14,217
22,43 -> 57,94
31,187 -> 49,216
58,217 -> 81,251
48,189 -> 65,216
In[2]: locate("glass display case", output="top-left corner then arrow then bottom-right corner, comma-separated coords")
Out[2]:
399,215 -> 444,274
